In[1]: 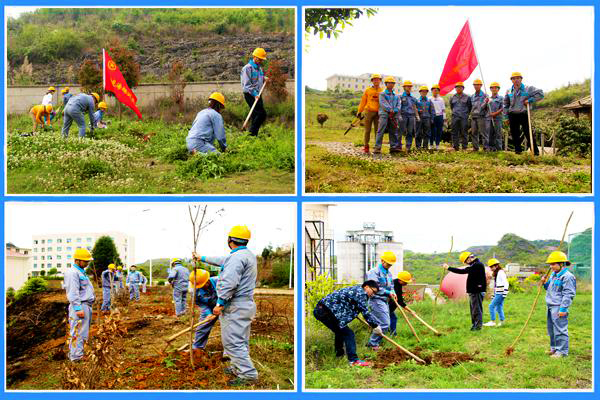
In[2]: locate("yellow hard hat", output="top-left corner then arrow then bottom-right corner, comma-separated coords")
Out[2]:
397,271 -> 413,283
473,79 -> 483,85
402,80 -> 413,87
208,92 -> 225,107
381,251 -> 397,265
45,104 -> 53,113
459,251 -> 472,263
511,72 -> 523,79
170,258 -> 182,266
546,251 -> 570,265
383,76 -> 396,84
252,48 -> 267,60
117,266 -> 123,270
370,74 -> 382,81
48,86 -> 56,92
98,101 -> 108,110
228,225 -> 251,241
487,258 -> 500,267
490,82 -> 500,88
189,269 -> 210,288
61,87 -> 70,94
108,263 -> 116,270
74,248 -> 93,261
419,85 -> 429,92
455,82 -> 465,88
431,84 -> 441,90
91,93 -> 100,102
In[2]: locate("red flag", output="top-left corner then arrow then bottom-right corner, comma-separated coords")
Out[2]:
103,49 -> 142,119
438,21 -> 479,96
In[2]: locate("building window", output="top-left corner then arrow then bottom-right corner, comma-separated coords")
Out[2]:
77,238 -> 82,243
67,263 -> 72,268
48,239 -> 53,244
57,263 -> 62,268
67,255 -> 72,259
41,256 -> 45,260
33,264 -> 37,269
57,247 -> 62,251
86,246 -> 92,251
41,263 -> 45,268
34,256 -> 37,260
42,240 -> 45,244
34,240 -> 38,244
48,255 -> 53,260
34,248 -> 37,252
47,247 -> 52,251
57,255 -> 62,260
47,263 -> 52,268
57,239 -> 62,243
67,246 -> 72,251
41,248 -> 45,252
87,238 -> 92,242
67,238 -> 71,243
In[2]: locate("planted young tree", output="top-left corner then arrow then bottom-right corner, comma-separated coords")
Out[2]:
265,60 -> 288,102
78,59 -> 102,94
168,59 -> 187,113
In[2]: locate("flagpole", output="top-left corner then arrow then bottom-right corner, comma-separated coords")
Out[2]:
102,48 -> 106,99
468,19 -> 496,131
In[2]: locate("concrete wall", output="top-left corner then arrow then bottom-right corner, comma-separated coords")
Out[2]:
7,80 -> 295,114
6,255 -> 31,290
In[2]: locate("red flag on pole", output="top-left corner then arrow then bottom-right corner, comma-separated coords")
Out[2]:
103,49 -> 142,119
437,21 -> 479,96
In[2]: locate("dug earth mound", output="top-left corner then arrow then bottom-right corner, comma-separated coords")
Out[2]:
373,347 -> 480,369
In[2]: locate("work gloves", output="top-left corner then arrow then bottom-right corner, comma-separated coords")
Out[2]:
373,326 -> 384,336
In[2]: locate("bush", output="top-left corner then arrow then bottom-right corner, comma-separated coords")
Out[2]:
157,279 -> 166,286
15,277 -> 48,300
305,274 -> 339,319
508,276 -> 524,293
555,115 -> 591,157
47,267 -> 58,276
7,287 -> 16,303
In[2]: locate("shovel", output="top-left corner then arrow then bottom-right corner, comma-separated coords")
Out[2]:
242,81 -> 268,131
358,316 -> 425,364
343,114 -> 365,135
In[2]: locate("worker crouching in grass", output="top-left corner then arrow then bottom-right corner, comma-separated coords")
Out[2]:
483,258 -> 508,327
29,104 -> 53,133
194,225 -> 258,385
62,92 -> 100,138
189,269 -> 219,350
93,101 -> 109,128
443,251 -> 487,331
313,280 -> 383,367
168,258 -> 190,318
64,248 -> 95,362
542,251 -> 576,358
388,271 -> 413,335
365,251 -> 397,350
374,77 -> 401,155
186,92 -> 227,155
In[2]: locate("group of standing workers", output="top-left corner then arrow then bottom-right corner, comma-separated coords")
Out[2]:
185,47 -> 270,155
313,248 -> 576,367
64,225 -> 259,386
357,72 -> 544,155
29,86 -> 108,136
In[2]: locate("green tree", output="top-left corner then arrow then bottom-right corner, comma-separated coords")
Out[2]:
47,267 -> 58,276
106,38 -> 141,89
305,8 -> 377,39
78,59 -> 102,94
90,236 -> 122,280
40,270 -> 46,276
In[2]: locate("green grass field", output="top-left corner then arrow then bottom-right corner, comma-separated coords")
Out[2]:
7,102 -> 294,194
305,91 -> 591,194
305,290 -> 592,389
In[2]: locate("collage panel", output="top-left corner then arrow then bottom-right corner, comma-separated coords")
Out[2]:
303,6 -> 593,194
303,202 -> 593,390
5,7 -> 296,195
5,202 -> 296,390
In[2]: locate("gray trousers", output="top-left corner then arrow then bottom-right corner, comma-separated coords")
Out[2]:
68,303 -> 92,361
173,288 -> 188,316
129,283 -> 140,301
400,115 -> 417,150
547,306 -> 569,355
487,119 -> 503,151
469,292 -> 485,329
374,113 -> 400,152
451,116 -> 469,150
416,118 -> 432,149
471,117 -> 488,150
193,308 -> 218,349
62,107 -> 87,138
367,297 -> 390,347
101,287 -> 111,311
221,300 -> 258,379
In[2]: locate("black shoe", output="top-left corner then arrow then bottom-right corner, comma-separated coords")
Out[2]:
228,376 -> 258,386
470,326 -> 482,331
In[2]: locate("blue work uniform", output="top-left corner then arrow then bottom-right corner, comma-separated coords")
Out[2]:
186,108 -> 227,154
126,270 -> 142,301
241,59 -> 267,137
92,110 -> 104,127
193,276 -> 219,349
365,264 -> 394,347
487,94 -> 504,151
202,246 -> 258,380
470,91 -> 489,150
416,96 -> 435,149
374,89 -> 401,153
64,264 -> 95,361
140,273 -> 147,293
62,93 -> 96,138
400,92 -> 419,150
450,93 -> 472,150
168,263 -> 190,316
503,83 -> 544,155
543,268 -> 576,356
100,269 -> 114,311
63,92 -> 73,106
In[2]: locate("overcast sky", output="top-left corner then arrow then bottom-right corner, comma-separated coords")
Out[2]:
325,203 -> 593,254
6,203 -> 295,264
304,6 -> 593,92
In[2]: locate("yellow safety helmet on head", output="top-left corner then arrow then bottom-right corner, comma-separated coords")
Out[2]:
431,84 -> 441,90
381,251 -> 396,265
455,82 -> 465,88
98,101 -> 108,110
208,92 -> 226,107
170,258 -> 182,267
402,80 -> 413,87
91,92 -> 100,102
511,72 -> 523,79
117,266 -> 123,270
383,76 -> 396,84
370,73 -> 382,81
473,79 -> 483,85
189,269 -> 210,288
61,87 -> 70,94
546,251 -> 570,266
45,104 -> 53,113
490,82 -> 500,89
228,225 -> 251,241
419,85 -> 429,92
74,248 -> 93,261
48,86 -> 56,92
108,263 -> 116,270
397,271 -> 413,283
252,48 -> 267,60
487,258 -> 500,267
459,251 -> 472,263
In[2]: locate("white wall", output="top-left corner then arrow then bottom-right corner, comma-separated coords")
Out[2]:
6,255 -> 31,290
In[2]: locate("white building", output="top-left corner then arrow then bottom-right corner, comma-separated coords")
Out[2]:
6,243 -> 32,290
337,223 -> 404,283
326,73 -> 425,95
30,231 -> 135,276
